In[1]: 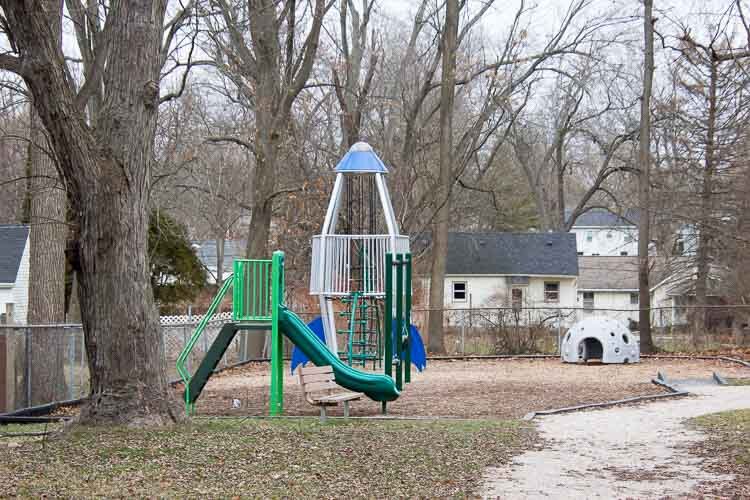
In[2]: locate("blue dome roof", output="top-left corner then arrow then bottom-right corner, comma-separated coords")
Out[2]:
334,142 -> 388,173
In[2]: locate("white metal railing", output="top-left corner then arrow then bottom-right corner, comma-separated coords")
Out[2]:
310,234 -> 409,296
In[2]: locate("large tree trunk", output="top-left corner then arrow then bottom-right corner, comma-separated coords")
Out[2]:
244,125 -> 278,358
25,0 -> 67,406
427,0 -> 459,354
694,60 -> 718,331
556,143 -> 566,230
2,0 -> 178,425
638,0 -> 655,354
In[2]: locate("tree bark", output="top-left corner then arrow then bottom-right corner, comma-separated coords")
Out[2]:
427,0 -> 459,354
1,0 -> 179,425
694,59 -> 718,331
638,0 -> 655,354
25,0 -> 67,405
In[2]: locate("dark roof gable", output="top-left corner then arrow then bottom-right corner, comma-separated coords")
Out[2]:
446,232 -> 578,276
566,208 -> 639,228
0,225 -> 29,284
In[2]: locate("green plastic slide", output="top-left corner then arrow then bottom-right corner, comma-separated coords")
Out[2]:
278,306 -> 400,402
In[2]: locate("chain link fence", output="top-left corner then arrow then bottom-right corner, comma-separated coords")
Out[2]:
1,305 -> 747,414
411,304 -> 750,356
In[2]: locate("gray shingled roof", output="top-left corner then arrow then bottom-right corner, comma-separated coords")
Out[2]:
567,208 -> 639,227
578,256 -> 639,290
445,232 -> 578,276
0,225 -> 29,284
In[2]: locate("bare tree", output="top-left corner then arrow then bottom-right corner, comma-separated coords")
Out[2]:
0,0 -> 188,425
332,0 -> 378,149
22,0 -> 68,405
426,0 -> 460,354
204,0 -> 331,259
638,0 -> 655,353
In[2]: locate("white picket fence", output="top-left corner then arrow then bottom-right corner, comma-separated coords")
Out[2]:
159,311 -> 233,326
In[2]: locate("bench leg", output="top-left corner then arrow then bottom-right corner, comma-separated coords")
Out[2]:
319,407 -> 327,423
343,401 -> 350,418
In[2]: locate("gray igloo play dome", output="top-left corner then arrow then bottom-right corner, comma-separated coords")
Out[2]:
561,317 -> 640,364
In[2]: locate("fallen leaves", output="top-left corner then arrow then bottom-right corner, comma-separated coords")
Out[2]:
688,409 -> 750,498
0,418 -> 534,498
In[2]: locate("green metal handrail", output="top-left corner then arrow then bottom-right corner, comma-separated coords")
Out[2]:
233,259 -> 273,322
176,274 -> 235,414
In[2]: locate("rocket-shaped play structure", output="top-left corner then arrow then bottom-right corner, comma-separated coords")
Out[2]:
297,142 -> 426,373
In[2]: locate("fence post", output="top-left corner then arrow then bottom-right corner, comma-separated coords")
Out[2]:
461,309 -> 466,356
183,326 -> 191,375
159,322 -> 166,367
67,329 -> 75,400
24,327 -> 31,407
557,309 -> 562,357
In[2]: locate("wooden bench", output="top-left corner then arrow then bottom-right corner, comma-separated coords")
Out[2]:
297,365 -> 363,421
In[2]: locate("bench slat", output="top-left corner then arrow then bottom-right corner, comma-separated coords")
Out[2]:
303,380 -> 340,392
299,365 -> 334,375
299,373 -> 334,384
314,392 -> 363,403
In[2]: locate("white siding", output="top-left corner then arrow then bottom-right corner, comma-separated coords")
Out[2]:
571,227 -> 638,256
576,290 -> 639,324
0,287 -> 13,321
442,275 -> 577,309
10,236 -> 30,324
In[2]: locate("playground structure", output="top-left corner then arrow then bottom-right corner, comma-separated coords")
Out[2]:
176,142 -> 425,416
561,317 -> 641,364
309,142 -> 410,366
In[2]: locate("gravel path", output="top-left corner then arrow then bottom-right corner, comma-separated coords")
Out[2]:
482,381 -> 750,499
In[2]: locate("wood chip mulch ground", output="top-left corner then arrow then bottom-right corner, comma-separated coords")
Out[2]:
185,357 -> 749,419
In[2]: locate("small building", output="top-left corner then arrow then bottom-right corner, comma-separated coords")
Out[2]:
443,232 -> 579,313
568,208 -> 638,257
562,316 -> 640,364
577,256 -> 640,327
0,225 -> 30,324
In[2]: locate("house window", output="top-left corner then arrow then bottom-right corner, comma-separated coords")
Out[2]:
583,292 -> 594,311
511,288 -> 523,310
625,233 -> 634,243
577,251 -> 584,256
452,282 -> 467,302
620,251 -> 628,256
585,231 -> 593,242
606,231 -> 613,239
630,292 -> 639,305
544,282 -> 560,303
675,239 -> 685,256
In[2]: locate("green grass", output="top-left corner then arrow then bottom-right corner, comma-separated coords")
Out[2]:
727,378 -> 750,386
0,418 -> 533,498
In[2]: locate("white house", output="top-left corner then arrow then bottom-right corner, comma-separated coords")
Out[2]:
569,208 -> 638,257
577,256 -> 640,327
441,232 -> 579,323
649,260 -> 729,328
0,225 -> 30,325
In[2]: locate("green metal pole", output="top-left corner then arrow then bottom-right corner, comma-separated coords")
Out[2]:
395,253 -> 404,391
384,253 -> 393,379
269,251 -> 285,416
404,253 -> 412,384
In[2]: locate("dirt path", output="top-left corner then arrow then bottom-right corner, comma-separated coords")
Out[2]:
482,382 -> 750,499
